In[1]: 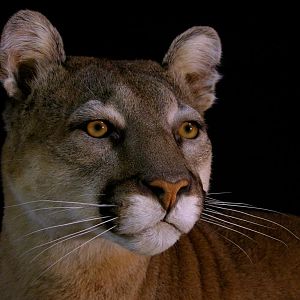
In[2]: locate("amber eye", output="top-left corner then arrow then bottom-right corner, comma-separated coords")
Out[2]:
178,121 -> 199,139
86,120 -> 109,138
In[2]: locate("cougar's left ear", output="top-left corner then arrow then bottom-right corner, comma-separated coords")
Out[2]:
163,26 -> 221,112
0,10 -> 66,100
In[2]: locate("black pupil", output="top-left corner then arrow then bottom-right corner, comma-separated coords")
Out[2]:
185,123 -> 193,133
94,123 -> 104,131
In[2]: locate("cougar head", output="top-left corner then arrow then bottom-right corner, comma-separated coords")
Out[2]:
0,10 -> 221,255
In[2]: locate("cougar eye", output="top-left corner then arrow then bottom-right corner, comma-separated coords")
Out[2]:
178,121 -> 199,139
86,120 -> 109,138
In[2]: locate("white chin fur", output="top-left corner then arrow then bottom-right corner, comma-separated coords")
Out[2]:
107,222 -> 181,256
104,194 -> 201,255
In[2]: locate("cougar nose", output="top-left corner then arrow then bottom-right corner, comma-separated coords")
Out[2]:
145,179 -> 190,211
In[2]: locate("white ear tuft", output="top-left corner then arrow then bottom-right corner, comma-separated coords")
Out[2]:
163,26 -> 222,112
0,10 -> 65,99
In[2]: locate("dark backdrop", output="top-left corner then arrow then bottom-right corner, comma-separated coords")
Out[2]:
0,3 -> 299,223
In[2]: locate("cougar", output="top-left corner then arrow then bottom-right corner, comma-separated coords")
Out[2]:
0,10 -> 299,300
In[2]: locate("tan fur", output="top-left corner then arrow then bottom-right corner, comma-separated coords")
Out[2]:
163,26 -> 221,112
0,10 -> 65,98
1,10 -> 300,300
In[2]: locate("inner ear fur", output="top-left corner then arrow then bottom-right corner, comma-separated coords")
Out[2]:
0,10 -> 65,99
163,26 -> 222,112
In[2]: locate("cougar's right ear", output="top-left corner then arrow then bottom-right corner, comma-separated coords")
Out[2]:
0,10 -> 65,99
163,27 -> 221,113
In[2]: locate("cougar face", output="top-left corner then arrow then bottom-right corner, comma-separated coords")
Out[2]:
0,10 -> 220,256
2,11 -> 300,300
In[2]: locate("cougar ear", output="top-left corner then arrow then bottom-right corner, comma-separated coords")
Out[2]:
0,10 -> 65,99
163,26 -> 221,112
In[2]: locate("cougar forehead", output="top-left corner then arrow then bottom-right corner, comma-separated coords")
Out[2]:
5,56 -> 209,177
4,58 -> 182,143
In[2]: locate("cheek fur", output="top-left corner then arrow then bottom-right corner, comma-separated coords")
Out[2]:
166,195 -> 202,233
117,195 -> 165,235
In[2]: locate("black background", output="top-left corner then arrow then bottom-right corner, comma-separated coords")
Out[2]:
0,2 -> 299,223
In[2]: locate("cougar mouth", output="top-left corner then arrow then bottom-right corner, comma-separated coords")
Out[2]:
98,192 -> 202,255
105,218 -> 182,256
95,175 -> 203,254
163,219 -> 183,232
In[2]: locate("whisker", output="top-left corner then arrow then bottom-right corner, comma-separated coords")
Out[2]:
5,200 -> 115,209
204,208 -> 271,228
200,217 -> 255,241
83,83 -> 98,99
21,216 -> 114,257
202,212 -> 288,247
206,201 -> 287,216
10,206 -> 85,221
29,217 -> 118,263
206,199 -> 253,207
216,232 -> 253,264
206,204 -> 300,240
206,197 -> 255,207
205,198 -> 286,215
33,225 -> 117,283
17,216 -> 106,240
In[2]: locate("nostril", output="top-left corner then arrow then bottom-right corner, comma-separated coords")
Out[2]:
178,183 -> 190,195
140,180 -> 165,200
148,185 -> 165,200
140,178 -> 191,211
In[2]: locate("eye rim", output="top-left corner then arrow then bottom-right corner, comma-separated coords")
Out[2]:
85,120 -> 111,138
177,121 -> 200,139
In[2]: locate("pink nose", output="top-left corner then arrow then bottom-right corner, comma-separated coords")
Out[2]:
148,179 -> 190,211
